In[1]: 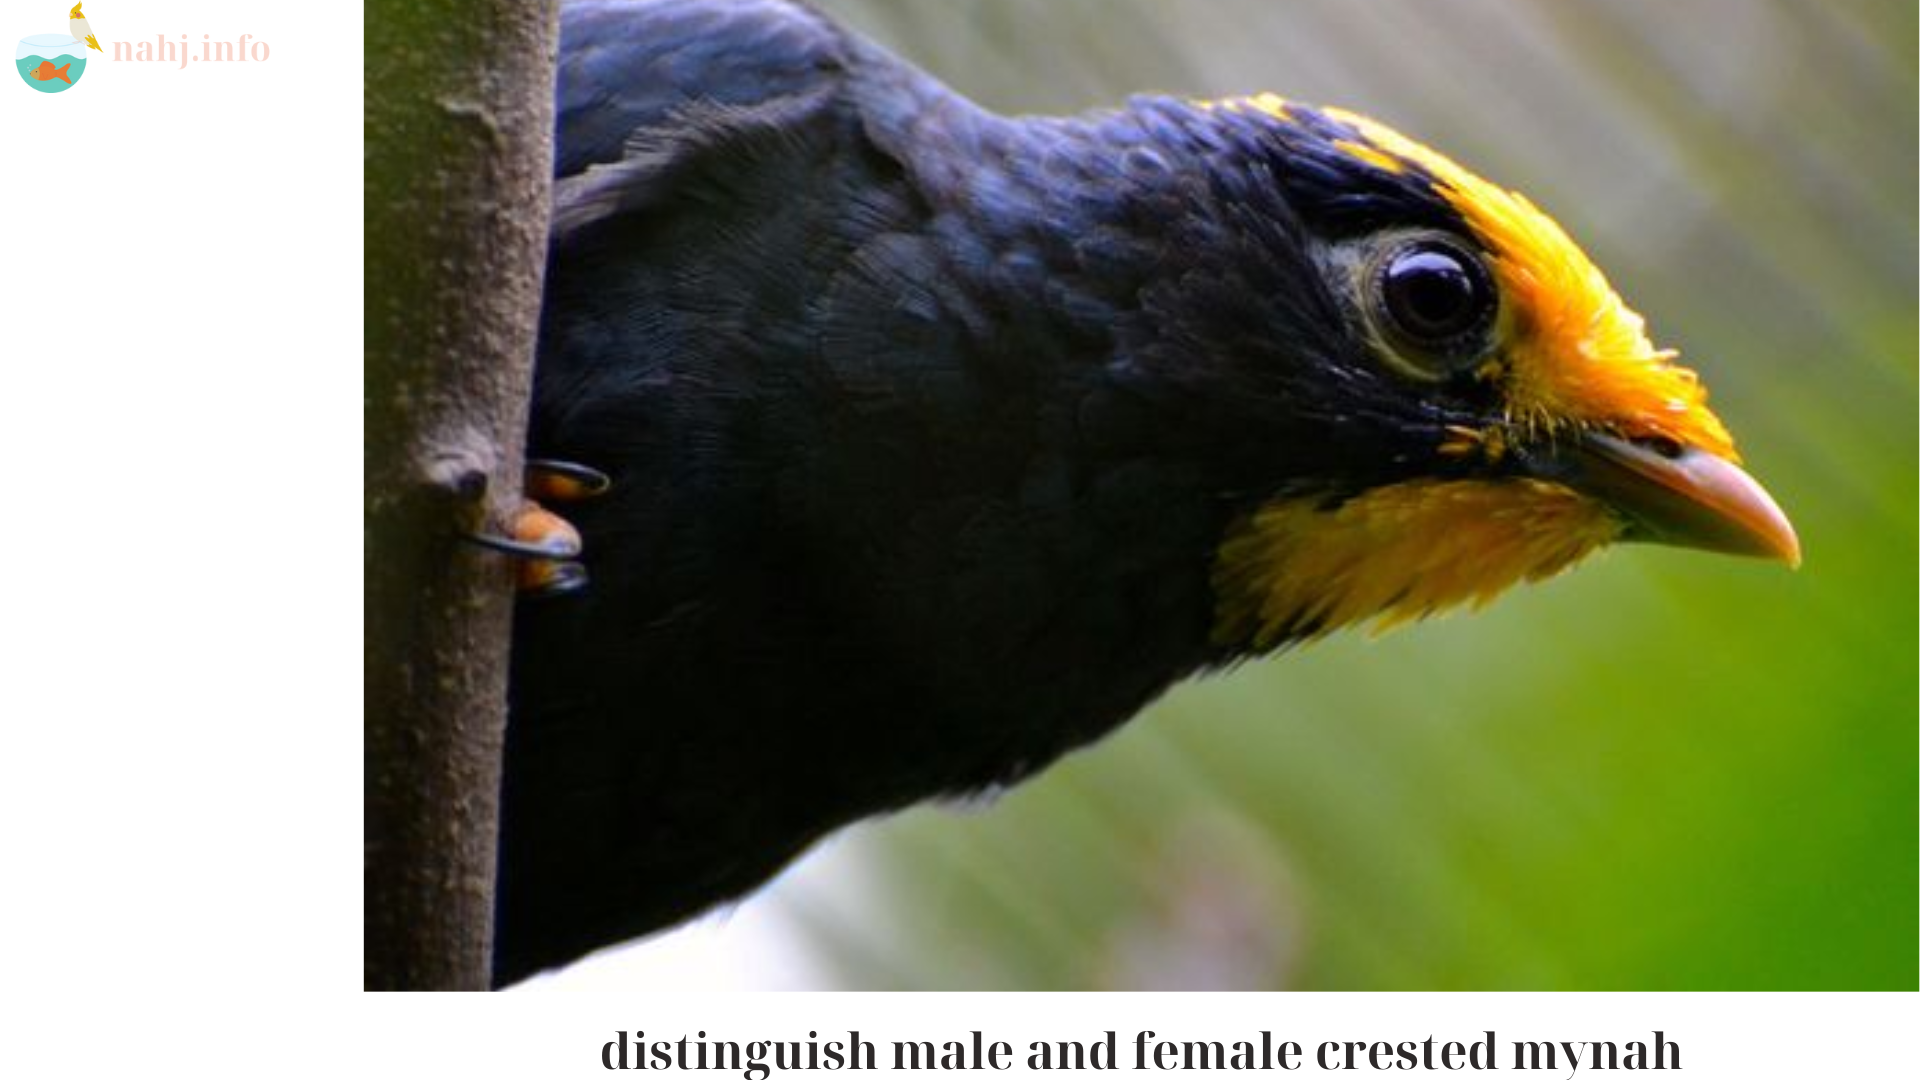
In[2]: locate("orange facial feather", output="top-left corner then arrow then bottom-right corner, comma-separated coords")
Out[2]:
1213,94 -> 1736,458
1197,96 -> 1747,646
1212,479 -> 1620,648
1324,106 -> 1736,459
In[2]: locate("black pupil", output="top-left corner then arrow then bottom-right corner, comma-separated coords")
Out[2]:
1385,247 -> 1484,341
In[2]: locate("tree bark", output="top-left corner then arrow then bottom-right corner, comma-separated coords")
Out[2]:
364,0 -> 560,990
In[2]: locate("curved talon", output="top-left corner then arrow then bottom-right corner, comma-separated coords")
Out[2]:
526,459 -> 612,502
464,506 -> 582,560
518,558 -> 591,598
465,503 -> 590,596
461,461 -> 607,597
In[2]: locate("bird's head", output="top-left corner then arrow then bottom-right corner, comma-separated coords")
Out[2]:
1112,95 -> 1798,651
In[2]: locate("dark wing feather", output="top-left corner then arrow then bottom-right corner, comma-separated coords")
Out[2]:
501,0 -> 925,986
555,0 -> 846,179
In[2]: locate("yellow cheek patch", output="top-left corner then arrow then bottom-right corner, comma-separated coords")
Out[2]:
1324,108 -> 1735,459
1212,480 -> 1621,650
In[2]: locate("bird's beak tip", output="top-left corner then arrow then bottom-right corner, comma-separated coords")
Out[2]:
1566,432 -> 1801,569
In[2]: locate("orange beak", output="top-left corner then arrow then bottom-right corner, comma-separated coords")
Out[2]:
1562,432 -> 1801,567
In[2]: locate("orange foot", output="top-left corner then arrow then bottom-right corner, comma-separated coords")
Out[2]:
465,460 -> 610,597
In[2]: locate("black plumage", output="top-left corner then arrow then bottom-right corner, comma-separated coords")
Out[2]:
498,0 -> 1536,985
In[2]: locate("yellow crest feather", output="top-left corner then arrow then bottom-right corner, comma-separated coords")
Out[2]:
1325,107 -> 1736,459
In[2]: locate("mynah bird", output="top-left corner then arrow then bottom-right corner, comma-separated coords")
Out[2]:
491,0 -> 1799,985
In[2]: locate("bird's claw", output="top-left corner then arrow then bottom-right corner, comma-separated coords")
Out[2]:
464,459 -> 609,598
525,459 -> 612,503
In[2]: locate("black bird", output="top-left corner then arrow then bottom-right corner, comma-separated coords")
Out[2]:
496,0 -> 1798,985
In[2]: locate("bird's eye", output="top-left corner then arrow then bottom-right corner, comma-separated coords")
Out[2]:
1370,238 -> 1496,372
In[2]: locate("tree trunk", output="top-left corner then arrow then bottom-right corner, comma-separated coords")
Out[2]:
364,0 -> 560,991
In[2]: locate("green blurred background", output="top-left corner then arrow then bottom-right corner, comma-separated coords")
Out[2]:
537,0 -> 1917,991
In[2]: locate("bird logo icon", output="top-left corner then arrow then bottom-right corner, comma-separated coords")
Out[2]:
69,5 -> 101,53
16,3 -> 98,92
